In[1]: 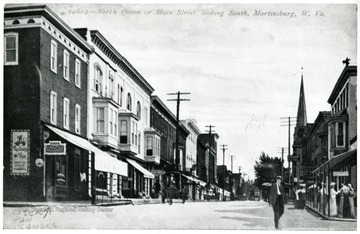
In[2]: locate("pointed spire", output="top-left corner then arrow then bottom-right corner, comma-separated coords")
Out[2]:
296,67 -> 307,127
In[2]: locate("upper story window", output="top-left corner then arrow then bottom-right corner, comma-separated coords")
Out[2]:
109,73 -> 114,99
75,59 -> 81,88
4,33 -> 18,65
146,136 -> 153,156
96,107 -> 105,133
75,104 -> 81,134
63,50 -> 70,81
50,40 -> 57,73
336,122 -> 345,147
136,102 -> 141,119
126,93 -> 132,111
94,66 -> 103,94
63,98 -> 70,130
50,91 -> 57,125
109,108 -> 117,137
120,120 -> 128,144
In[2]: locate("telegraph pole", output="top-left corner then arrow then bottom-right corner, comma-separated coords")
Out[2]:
220,144 -> 228,201
229,155 -> 235,173
167,92 -> 190,171
205,125 -> 215,183
277,147 -> 289,180
280,117 -> 297,187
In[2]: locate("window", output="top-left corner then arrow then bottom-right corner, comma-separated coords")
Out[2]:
336,122 -> 345,147
109,73 -> 114,99
114,111 -> 117,137
144,107 -> 148,126
63,50 -> 70,80
127,93 -> 132,111
138,133 -> 141,153
50,91 -> 57,124
75,104 -> 81,134
50,40 -> 57,72
110,108 -> 114,136
131,121 -> 137,145
117,85 -> 121,105
4,33 -> 18,65
136,102 -> 141,119
75,59 -> 81,88
146,136 -> 153,156
96,107 -> 105,133
109,108 -> 117,137
63,98 -> 70,130
94,66 -> 102,94
120,120 -> 128,143
120,86 -> 123,107
74,149 -> 81,191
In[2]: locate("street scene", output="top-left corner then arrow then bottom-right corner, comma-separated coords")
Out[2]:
3,201 -> 357,230
3,2 -> 357,231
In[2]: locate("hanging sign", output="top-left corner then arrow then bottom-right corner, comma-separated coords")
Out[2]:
333,171 -> 349,176
10,130 -> 30,176
288,155 -> 300,162
44,141 -> 66,155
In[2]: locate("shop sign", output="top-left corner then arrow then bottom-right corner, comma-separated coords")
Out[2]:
10,130 -> 30,176
288,155 -> 299,162
44,141 -> 66,155
333,171 -> 349,176
35,158 -> 44,167
151,169 -> 165,175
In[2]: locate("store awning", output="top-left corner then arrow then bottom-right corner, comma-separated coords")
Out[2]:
126,158 -> 154,179
313,149 -> 357,173
329,149 -> 357,169
46,125 -> 127,176
182,174 -> 206,187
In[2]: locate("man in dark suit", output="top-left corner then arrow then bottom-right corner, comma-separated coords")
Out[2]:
269,176 -> 286,229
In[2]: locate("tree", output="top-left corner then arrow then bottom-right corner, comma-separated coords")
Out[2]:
254,152 -> 283,188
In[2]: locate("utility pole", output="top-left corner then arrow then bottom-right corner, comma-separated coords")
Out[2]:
277,147 -> 289,180
280,117 -> 297,189
167,92 -> 190,171
220,144 -> 228,201
205,125 -> 215,183
229,155 -> 235,173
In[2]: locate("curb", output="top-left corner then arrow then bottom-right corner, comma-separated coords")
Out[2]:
305,205 -> 357,222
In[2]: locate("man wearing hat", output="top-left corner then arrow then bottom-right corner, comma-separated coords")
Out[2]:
269,176 -> 286,229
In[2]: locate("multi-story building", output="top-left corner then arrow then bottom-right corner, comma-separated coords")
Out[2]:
75,28 -> 155,199
149,96 -> 190,194
198,133 -> 219,185
181,119 -> 200,174
4,5 -> 127,202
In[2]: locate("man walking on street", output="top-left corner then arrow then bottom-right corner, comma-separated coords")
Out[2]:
269,176 -> 285,229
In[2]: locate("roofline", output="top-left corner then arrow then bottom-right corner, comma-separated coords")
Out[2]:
5,4 -> 92,53
327,65 -> 357,104
151,96 -> 190,135
90,30 -> 155,94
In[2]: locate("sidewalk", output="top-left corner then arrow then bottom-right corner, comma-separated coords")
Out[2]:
305,204 -> 357,222
3,197 -> 224,208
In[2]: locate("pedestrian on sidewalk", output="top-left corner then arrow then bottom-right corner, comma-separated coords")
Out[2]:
337,183 -> 350,218
269,176 -> 285,229
348,183 -> 356,218
329,182 -> 338,217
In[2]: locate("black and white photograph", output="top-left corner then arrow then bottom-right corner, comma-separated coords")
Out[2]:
2,1 -> 358,231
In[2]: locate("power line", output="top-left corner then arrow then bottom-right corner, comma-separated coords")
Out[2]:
167,91 -> 190,170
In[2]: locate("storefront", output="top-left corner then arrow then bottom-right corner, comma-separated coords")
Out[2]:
307,149 -> 357,219
125,158 -> 155,198
45,125 -> 128,203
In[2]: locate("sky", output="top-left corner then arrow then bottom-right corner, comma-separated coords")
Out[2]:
10,2 -> 357,180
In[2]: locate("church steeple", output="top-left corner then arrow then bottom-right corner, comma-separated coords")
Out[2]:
296,67 -> 307,127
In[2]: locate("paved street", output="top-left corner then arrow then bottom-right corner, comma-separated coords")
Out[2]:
3,200 -> 356,230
